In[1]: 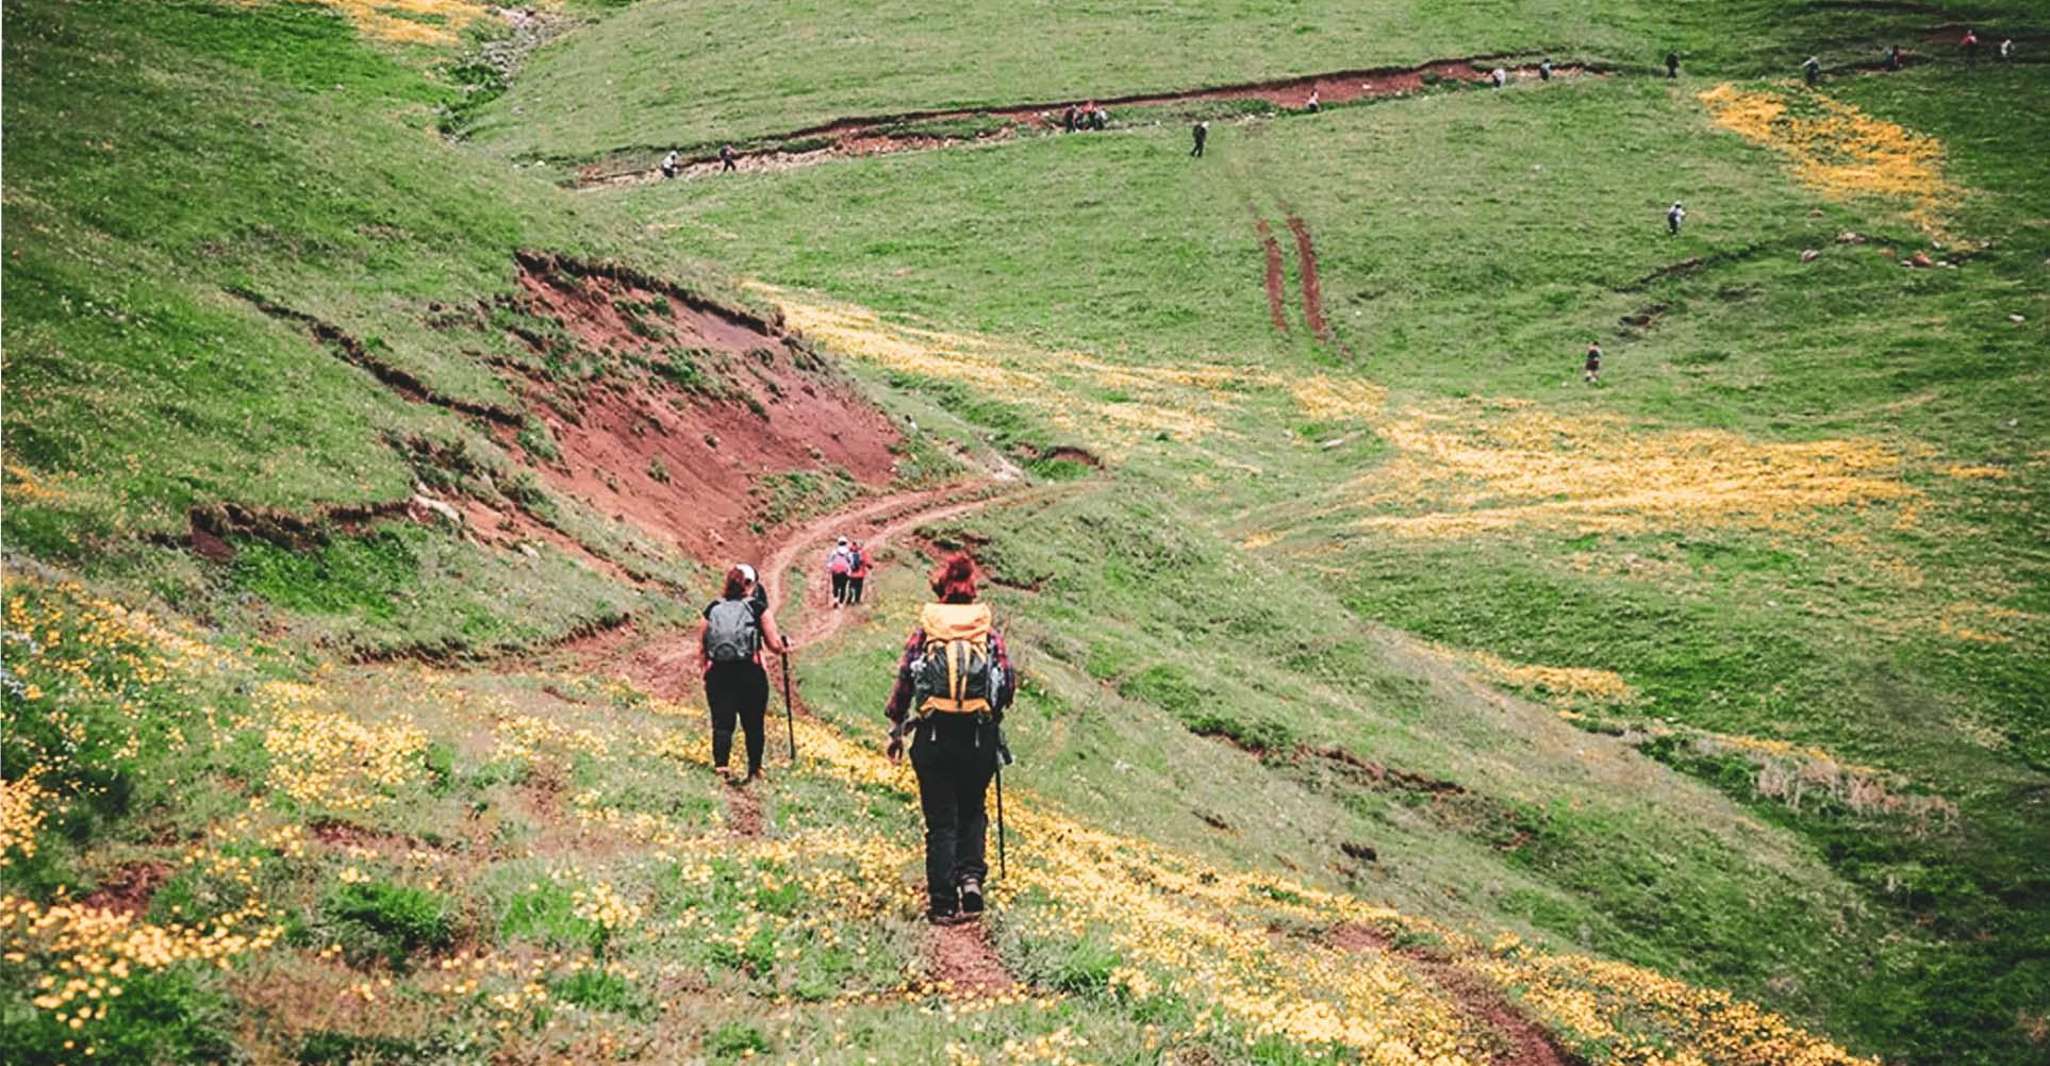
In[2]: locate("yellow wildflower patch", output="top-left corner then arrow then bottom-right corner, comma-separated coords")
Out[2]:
1935,600 -> 2036,645
0,773 -> 56,867
1697,83 -> 1964,238
1462,648 -> 1637,704
239,0 -> 502,45
258,681 -> 428,813
1943,464 -> 2008,480
1291,374 -> 1388,423
1344,403 -> 1914,537
765,286 -> 1268,451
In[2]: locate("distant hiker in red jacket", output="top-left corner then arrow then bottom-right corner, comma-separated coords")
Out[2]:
1962,29 -> 1979,65
846,541 -> 872,605
697,564 -> 786,783
885,554 -> 1016,924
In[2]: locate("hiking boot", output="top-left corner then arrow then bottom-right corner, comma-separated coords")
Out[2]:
958,877 -> 985,915
927,907 -> 971,927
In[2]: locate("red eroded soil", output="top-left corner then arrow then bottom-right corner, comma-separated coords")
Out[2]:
80,861 -> 173,918
504,254 -> 901,562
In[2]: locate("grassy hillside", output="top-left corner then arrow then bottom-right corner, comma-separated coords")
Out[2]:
469,0 -> 2047,163
595,25 -> 2050,1065
4,1 -> 2046,1064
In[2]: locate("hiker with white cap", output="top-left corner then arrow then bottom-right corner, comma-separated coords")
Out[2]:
660,149 -> 680,179
826,537 -> 856,607
697,564 -> 786,783
1667,201 -> 1686,235
1489,67 -> 1507,89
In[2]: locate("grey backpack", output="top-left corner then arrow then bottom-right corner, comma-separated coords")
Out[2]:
705,599 -> 759,663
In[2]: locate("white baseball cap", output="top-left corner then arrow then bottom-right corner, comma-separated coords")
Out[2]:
737,563 -> 757,584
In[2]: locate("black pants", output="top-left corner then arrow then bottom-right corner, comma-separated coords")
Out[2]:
910,715 -> 1000,913
1191,138 -> 1205,157
706,661 -> 768,775
831,572 -> 849,603
847,577 -> 865,603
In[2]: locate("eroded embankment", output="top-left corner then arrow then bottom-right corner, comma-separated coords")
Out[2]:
576,56 -> 1593,187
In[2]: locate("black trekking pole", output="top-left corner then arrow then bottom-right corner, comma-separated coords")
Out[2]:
994,725 -> 1013,881
780,637 -> 797,764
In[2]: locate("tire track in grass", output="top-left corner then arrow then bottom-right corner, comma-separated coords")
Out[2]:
1284,212 -> 1358,359
1252,213 -> 1292,334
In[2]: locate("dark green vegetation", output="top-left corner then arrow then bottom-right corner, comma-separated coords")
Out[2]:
5,0 -> 2048,1063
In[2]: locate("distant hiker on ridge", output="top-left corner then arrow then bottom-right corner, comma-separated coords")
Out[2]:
1885,44 -> 1903,71
1802,56 -> 1822,86
1584,341 -> 1604,385
1062,104 -> 1078,132
698,564 -> 786,784
1190,121 -> 1208,157
1999,38 -> 2013,62
1489,67 -> 1507,89
846,540 -> 872,605
1667,201 -> 1686,235
1961,28 -> 1979,65
720,143 -> 738,172
885,553 -> 1016,926
1665,50 -> 1680,78
826,536 -> 855,607
1305,87 -> 1321,112
660,149 -> 680,179
1539,58 -> 1554,81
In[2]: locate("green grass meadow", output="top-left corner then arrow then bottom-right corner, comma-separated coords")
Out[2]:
4,0 -> 2048,1062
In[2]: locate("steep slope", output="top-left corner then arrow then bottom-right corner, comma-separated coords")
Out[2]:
1,0 -> 919,656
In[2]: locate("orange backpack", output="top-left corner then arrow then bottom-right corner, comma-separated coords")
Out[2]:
912,603 -> 998,715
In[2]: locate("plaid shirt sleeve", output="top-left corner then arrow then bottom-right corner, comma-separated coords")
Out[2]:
883,627 -> 926,730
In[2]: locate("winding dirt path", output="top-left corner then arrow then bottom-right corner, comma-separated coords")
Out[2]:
1285,214 -> 1331,342
577,58 -> 1594,187
1329,924 -> 1579,1065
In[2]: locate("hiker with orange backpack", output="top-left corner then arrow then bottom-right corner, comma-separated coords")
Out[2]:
698,564 -> 786,784
885,554 -> 1016,925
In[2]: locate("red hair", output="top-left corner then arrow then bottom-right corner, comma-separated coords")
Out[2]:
929,553 -> 978,604
721,566 -> 750,600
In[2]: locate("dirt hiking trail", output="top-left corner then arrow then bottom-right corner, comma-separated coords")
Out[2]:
1328,924 -> 1581,1066
577,58 -> 1594,187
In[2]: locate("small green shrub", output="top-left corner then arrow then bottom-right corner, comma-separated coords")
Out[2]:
320,880 -> 455,970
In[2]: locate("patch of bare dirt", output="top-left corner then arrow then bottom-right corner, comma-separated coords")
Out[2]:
501,253 -> 902,561
80,861 -> 173,918
724,779 -> 765,837
1327,924 -> 1582,1066
929,920 -> 1015,999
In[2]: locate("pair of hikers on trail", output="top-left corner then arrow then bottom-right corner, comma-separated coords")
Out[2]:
885,553 -> 1016,925
697,564 -> 787,784
825,536 -> 871,606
